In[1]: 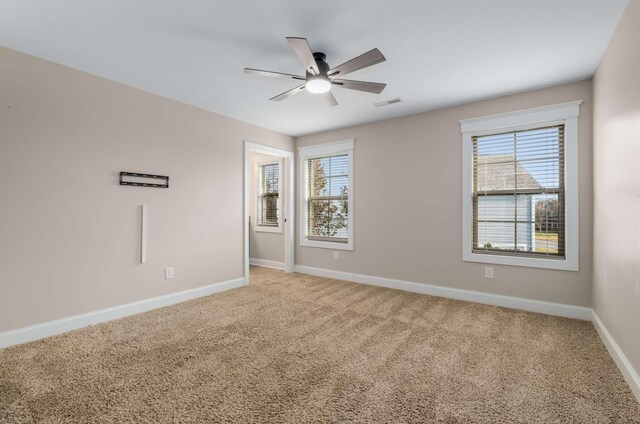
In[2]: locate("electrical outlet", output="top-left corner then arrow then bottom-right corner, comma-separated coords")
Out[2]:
333,251 -> 340,260
165,267 -> 174,280
484,266 -> 494,279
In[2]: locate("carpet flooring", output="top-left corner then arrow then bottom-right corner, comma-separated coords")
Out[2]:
1,266 -> 639,423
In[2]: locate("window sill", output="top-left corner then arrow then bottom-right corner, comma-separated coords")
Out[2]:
301,238 -> 353,251
463,251 -> 578,271
255,226 -> 282,234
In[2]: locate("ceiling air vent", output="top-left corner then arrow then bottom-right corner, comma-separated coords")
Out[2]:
373,98 -> 401,107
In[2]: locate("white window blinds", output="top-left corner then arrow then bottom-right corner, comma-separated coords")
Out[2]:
306,154 -> 349,242
257,162 -> 279,227
472,125 -> 565,258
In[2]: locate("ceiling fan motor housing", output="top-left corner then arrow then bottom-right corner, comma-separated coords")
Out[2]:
308,52 -> 330,77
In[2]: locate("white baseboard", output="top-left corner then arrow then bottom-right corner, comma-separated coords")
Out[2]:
592,311 -> 640,402
0,277 -> 246,349
294,265 -> 592,320
250,258 -> 285,270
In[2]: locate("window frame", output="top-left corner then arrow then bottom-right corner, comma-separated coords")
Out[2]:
460,101 -> 581,271
255,159 -> 283,233
298,139 -> 354,251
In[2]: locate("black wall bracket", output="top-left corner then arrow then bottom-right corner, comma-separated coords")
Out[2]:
120,172 -> 169,188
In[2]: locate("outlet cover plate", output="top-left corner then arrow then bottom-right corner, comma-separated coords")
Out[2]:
484,266 -> 494,279
165,267 -> 174,280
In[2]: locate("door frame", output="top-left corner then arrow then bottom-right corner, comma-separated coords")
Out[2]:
243,141 -> 295,283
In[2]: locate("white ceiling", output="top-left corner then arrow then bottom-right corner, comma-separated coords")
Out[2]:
0,0 -> 628,136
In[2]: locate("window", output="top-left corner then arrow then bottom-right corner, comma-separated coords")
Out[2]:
299,140 -> 354,250
460,101 -> 581,271
256,161 -> 281,232
473,125 -> 564,257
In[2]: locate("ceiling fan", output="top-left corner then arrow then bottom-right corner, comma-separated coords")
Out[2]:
244,37 -> 387,107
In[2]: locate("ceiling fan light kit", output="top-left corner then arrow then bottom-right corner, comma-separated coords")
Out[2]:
244,37 -> 387,106
306,76 -> 331,93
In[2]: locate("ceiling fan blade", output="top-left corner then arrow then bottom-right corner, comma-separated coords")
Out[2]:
321,91 -> 338,107
269,84 -> 306,101
328,48 -> 386,78
244,68 -> 305,81
286,37 -> 320,75
332,79 -> 386,94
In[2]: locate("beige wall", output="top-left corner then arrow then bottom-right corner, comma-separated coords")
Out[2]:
248,152 -> 285,263
593,1 -> 640,375
296,80 -> 593,307
0,47 -> 293,332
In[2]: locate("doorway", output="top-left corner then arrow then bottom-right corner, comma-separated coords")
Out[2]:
243,141 -> 294,284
